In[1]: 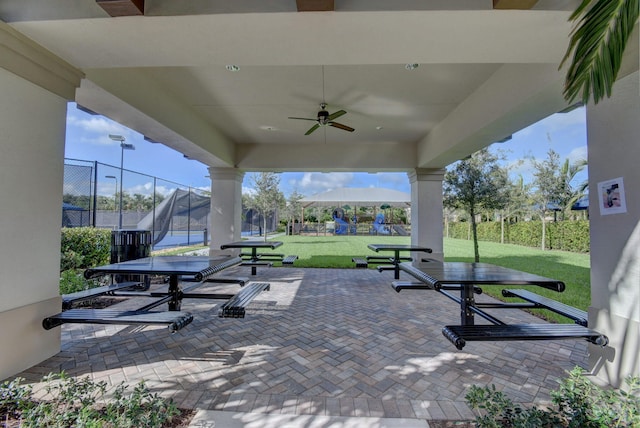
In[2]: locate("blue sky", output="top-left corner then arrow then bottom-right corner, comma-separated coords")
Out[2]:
64,102 -> 587,198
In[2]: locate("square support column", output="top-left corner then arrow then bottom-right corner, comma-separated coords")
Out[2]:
208,168 -> 244,256
0,68 -> 69,379
408,169 -> 445,263
586,71 -> 640,387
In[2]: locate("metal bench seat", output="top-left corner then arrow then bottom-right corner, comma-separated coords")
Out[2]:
218,282 -> 270,318
366,255 -> 393,263
42,309 -> 194,332
61,281 -> 142,310
442,323 -> 609,350
391,280 -> 430,290
241,261 -> 273,267
352,257 -> 368,268
282,255 -> 298,265
502,289 -> 588,326
392,280 -> 483,294
241,253 -> 284,261
397,263 -> 441,288
203,276 -> 250,286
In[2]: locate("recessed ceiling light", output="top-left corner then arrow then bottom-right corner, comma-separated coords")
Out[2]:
260,125 -> 277,131
405,63 -> 419,70
225,65 -> 240,72
376,126 -> 384,130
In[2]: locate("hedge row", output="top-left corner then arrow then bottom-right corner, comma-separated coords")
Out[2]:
60,227 -> 111,272
446,220 -> 590,253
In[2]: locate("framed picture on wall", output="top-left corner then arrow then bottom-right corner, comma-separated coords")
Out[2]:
598,177 -> 627,216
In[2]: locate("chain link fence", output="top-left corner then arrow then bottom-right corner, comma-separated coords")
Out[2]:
62,159 -> 210,249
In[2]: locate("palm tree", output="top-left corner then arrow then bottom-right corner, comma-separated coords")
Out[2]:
558,157 -> 588,220
562,0 -> 639,104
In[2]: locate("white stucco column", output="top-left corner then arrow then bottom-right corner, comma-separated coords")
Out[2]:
408,169 -> 445,263
586,71 -> 640,387
208,167 -> 244,256
0,23 -> 82,379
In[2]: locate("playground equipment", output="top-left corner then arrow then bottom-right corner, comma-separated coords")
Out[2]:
332,208 -> 349,234
372,213 -> 390,235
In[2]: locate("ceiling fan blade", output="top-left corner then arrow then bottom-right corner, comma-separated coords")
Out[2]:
327,110 -> 347,121
329,122 -> 354,132
305,124 -> 320,135
288,117 -> 317,121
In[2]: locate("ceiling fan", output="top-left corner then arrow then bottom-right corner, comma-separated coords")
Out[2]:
289,103 -> 355,135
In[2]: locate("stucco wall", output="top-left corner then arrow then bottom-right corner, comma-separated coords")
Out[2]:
587,71 -> 640,386
0,68 -> 66,379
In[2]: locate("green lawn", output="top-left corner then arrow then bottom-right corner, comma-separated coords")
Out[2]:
270,235 -> 591,322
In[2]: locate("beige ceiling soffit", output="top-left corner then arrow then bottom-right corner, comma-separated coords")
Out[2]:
493,0 -> 538,9
0,22 -> 84,100
296,0 -> 334,12
96,0 -> 144,17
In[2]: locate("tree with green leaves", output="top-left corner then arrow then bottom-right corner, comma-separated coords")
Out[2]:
246,172 -> 285,241
530,150 -> 566,250
562,0 -> 639,104
443,149 -> 509,262
499,175 -> 531,244
283,189 -> 304,235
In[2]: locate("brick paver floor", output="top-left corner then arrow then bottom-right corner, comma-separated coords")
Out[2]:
17,267 -> 589,421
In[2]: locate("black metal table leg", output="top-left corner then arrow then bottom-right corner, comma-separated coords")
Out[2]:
460,283 -> 475,325
168,275 -> 182,311
393,250 -> 400,279
251,248 -> 258,275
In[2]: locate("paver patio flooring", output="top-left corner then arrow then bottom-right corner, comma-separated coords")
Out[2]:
17,267 -> 589,422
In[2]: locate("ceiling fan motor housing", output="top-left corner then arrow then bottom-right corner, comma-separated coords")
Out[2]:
318,110 -> 329,125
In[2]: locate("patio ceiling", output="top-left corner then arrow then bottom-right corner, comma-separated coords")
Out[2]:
2,0 -> 582,172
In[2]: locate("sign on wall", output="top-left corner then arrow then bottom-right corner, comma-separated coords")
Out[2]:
598,177 -> 627,216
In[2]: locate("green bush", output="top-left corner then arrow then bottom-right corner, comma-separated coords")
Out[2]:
1,372 -> 180,428
59,269 -> 92,295
466,367 -> 640,427
446,220 -> 590,253
60,227 -> 111,272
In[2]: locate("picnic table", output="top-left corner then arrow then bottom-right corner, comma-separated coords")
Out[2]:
367,243 -> 432,279
43,255 -> 269,332
84,256 -> 246,310
221,240 -> 288,275
396,261 -> 608,350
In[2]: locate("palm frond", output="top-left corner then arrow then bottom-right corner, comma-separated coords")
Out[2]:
561,0 -> 639,104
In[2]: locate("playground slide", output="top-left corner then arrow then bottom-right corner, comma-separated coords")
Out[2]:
334,218 -> 349,234
372,213 -> 390,235
392,225 -> 409,236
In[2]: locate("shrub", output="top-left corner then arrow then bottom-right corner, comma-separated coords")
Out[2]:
466,366 -> 640,427
447,220 -> 590,253
1,372 -> 180,428
60,227 -> 111,272
59,269 -> 93,295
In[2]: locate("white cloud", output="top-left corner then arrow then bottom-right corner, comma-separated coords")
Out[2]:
294,172 -> 355,195
516,108 -> 586,139
67,111 -> 132,146
506,158 -> 535,182
567,145 -> 588,163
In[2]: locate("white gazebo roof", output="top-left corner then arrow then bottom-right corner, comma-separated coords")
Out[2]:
301,188 -> 410,208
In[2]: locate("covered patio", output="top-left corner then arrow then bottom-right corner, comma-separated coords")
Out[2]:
16,266 -> 587,423
1,0 -> 639,401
